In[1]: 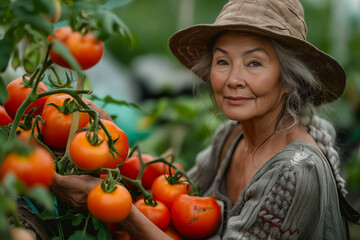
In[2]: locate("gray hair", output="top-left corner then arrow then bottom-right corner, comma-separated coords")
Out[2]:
273,40 -> 347,195
191,38 -> 347,196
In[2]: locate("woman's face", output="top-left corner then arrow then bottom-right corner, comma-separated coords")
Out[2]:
211,32 -> 287,122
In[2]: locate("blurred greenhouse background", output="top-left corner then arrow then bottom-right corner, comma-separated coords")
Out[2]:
1,0 -> 360,237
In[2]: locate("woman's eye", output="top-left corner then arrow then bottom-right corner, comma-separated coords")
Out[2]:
249,61 -> 261,67
217,59 -> 228,65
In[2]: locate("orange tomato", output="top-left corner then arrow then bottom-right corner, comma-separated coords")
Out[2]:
70,131 -> 109,170
87,184 -> 132,223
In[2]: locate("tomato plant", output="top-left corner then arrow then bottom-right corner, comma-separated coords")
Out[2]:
41,93 -> 89,149
151,174 -> 189,209
87,184 -> 132,223
70,131 -> 109,170
171,194 -> 221,239
0,146 -> 55,188
3,77 -> 49,119
0,105 -> 13,126
49,26 -> 104,70
96,119 -> 129,169
119,153 -> 165,189
134,199 -> 171,231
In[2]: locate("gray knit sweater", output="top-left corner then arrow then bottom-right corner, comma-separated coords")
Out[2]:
187,120 -> 347,240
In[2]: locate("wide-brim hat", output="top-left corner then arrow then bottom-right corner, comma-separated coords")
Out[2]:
168,0 -> 346,105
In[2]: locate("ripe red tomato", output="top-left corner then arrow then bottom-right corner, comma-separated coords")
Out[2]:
171,194 -> 221,239
87,184 -> 132,223
49,26 -> 104,70
70,131 -> 109,170
0,146 -> 55,188
3,77 -> 48,119
0,105 -> 13,125
134,199 -> 171,231
96,119 -> 129,169
119,154 -> 165,190
41,93 -> 89,149
151,174 -> 189,209
165,227 -> 182,240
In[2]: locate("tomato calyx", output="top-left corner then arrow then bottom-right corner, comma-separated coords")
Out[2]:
46,97 -> 81,115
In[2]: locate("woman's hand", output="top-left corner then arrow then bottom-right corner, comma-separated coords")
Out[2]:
51,172 -> 102,210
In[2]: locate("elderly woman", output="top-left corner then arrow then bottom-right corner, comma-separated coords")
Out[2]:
53,0 -> 358,239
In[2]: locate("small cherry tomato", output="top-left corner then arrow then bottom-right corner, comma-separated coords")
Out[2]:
0,105 -> 13,125
49,26 -> 104,70
3,77 -> 48,119
70,131 -> 109,170
151,174 -> 189,209
171,194 -> 221,239
41,93 -> 89,149
134,199 -> 171,231
0,146 -> 55,188
87,184 -> 132,223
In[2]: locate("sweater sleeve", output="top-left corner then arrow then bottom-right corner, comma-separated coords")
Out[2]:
223,153 -> 322,240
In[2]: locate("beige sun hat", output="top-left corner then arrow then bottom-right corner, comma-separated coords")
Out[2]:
168,0 -> 346,105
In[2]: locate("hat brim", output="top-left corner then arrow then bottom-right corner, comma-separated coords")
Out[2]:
168,23 -> 346,105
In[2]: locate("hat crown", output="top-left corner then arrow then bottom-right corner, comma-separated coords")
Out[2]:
215,0 -> 307,40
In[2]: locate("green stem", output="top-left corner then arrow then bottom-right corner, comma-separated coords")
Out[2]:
83,212 -> 91,234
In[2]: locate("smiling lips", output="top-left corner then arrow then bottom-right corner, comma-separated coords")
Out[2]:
225,96 -> 251,105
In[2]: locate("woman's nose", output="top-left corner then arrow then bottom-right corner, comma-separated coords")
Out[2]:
226,66 -> 246,88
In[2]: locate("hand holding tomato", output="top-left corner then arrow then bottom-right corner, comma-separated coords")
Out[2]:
51,173 -> 102,210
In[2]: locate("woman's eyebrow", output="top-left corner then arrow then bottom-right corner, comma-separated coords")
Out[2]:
213,47 -> 267,56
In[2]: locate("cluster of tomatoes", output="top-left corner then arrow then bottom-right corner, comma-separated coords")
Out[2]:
93,153 -> 221,240
0,24 -> 221,240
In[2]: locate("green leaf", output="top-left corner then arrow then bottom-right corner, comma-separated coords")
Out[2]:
89,95 -> 140,110
0,76 -> 8,103
91,216 -> 112,239
102,0 -> 132,9
32,0 -> 56,20
12,3 -> 53,35
26,186 -> 55,212
39,206 -> 57,220
71,213 -> 84,226
52,41 -> 84,78
68,230 -> 96,240
0,39 -> 12,72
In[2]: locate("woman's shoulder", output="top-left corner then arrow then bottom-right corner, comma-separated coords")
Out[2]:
264,139 -> 335,183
